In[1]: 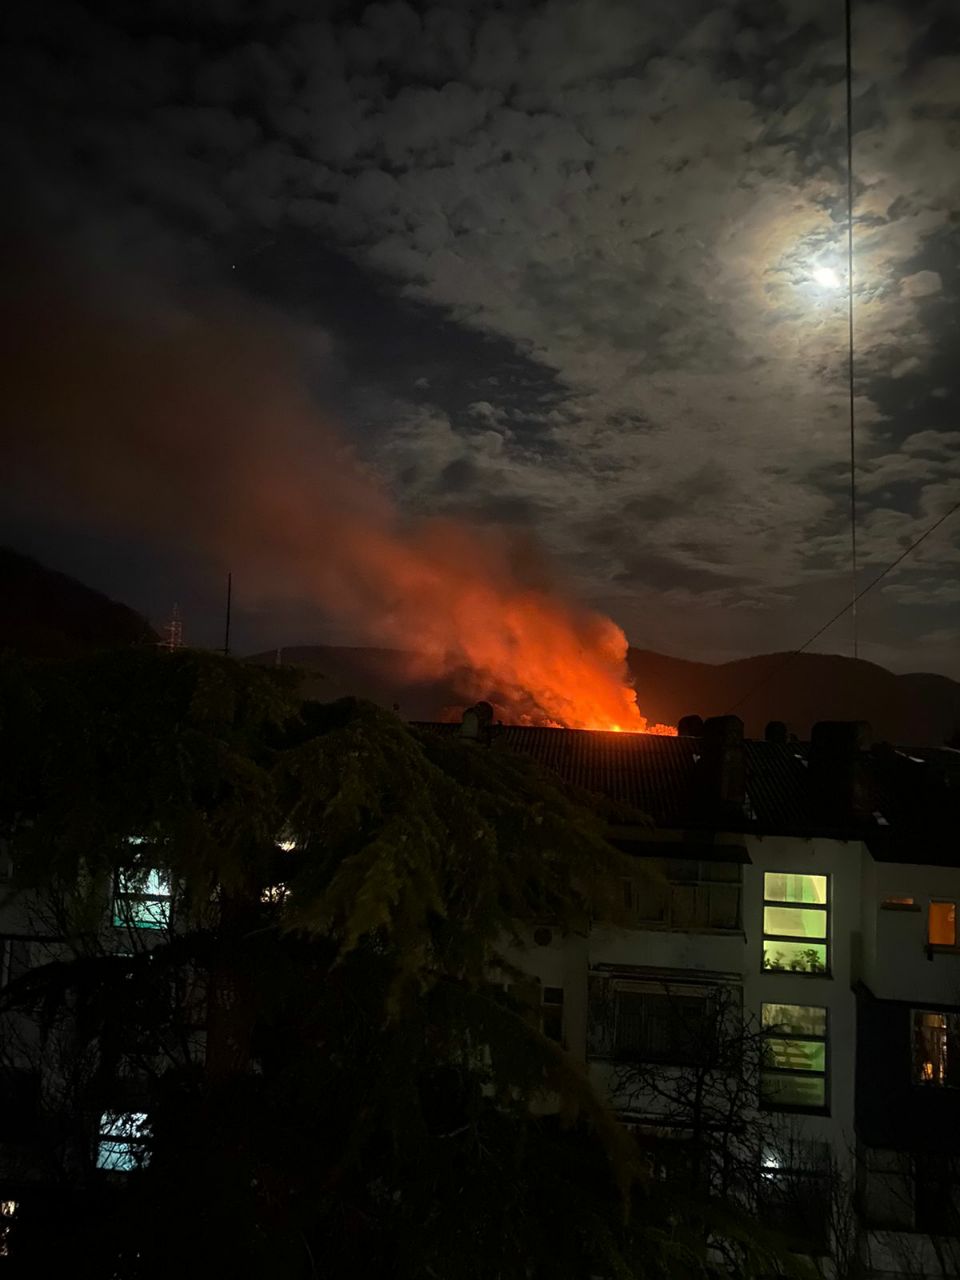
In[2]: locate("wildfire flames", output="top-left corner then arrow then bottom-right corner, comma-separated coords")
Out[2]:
338,521 -> 675,733
2,251 -> 676,735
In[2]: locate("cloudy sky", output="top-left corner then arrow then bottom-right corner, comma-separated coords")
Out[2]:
2,0 -> 959,675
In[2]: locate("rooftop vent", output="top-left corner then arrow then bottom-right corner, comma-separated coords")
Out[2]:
677,714 -> 704,737
764,721 -> 788,744
700,715 -> 746,813
459,701 -> 494,742
809,721 -> 873,823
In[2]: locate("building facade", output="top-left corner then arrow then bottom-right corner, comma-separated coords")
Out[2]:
480,715 -> 960,1276
2,710 -> 960,1274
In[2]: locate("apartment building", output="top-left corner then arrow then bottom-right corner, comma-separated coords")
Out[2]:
2,710 -> 959,1274
467,714 -> 960,1275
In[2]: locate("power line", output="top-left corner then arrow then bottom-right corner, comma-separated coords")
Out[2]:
727,492 -> 960,715
845,0 -> 858,659
724,0 -> 958,721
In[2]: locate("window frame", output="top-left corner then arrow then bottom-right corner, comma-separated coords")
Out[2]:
96,1111 -> 151,1172
624,858 -> 743,933
541,986 -> 564,1045
504,980 -> 565,1047
112,866 -> 173,932
761,871 -> 830,976
760,1001 -> 829,1115
607,978 -> 724,1067
0,1197 -> 17,1260
927,900 -> 958,950
757,1140 -> 832,1252
912,1008 -> 960,1088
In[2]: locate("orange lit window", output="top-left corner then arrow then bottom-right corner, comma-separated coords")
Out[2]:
914,1011 -> 960,1087
881,896 -> 915,908
928,902 -> 957,947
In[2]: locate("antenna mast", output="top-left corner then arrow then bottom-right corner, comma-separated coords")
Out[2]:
223,572 -> 233,657
163,603 -> 183,653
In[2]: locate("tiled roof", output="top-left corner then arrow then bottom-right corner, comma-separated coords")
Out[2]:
412,722 -> 960,859
416,724 -> 699,824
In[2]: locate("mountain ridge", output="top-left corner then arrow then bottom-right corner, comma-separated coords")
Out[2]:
1,545 -> 955,745
0,546 -> 157,657
248,643 -> 960,745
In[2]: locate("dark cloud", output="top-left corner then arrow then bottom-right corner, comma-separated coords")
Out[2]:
614,553 -> 749,594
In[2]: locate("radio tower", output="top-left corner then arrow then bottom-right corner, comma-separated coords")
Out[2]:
163,603 -> 183,653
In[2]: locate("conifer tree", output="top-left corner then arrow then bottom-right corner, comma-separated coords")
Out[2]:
0,650 -> 809,1279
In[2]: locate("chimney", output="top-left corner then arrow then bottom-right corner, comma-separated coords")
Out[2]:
809,721 -> 872,825
459,700 -> 494,743
699,715 -> 745,815
677,714 -> 704,738
765,720 -> 788,744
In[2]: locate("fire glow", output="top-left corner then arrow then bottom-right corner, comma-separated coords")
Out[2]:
2,258 -> 675,735
340,520 -> 676,734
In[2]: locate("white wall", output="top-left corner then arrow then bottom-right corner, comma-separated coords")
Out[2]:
861,860 -> 960,1006
504,832 -> 865,1158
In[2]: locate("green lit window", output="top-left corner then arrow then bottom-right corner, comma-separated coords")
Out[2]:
761,1003 -> 828,1111
762,873 -> 829,974
113,868 -> 172,930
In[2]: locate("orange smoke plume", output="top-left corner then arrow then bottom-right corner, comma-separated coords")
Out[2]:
1,246 -> 674,734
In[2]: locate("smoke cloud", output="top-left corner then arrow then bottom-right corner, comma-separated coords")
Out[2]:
1,241 -> 670,732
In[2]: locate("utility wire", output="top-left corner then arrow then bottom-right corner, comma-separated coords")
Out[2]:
724,0 -> 958,720
727,493 -> 960,716
845,0 -> 858,659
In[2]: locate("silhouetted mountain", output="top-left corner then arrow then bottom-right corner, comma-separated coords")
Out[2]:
626,649 -> 960,745
250,645 -> 464,722
0,547 -> 157,657
249,643 -> 960,746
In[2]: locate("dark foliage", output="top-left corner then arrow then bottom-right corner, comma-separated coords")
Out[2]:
0,649 -> 807,1278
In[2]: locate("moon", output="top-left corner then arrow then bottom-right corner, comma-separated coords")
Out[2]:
812,265 -> 841,289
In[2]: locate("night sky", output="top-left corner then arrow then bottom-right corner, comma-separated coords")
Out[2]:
2,0 -> 959,675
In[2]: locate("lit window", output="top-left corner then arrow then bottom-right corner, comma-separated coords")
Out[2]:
881,896 -> 916,909
0,1199 -> 16,1258
113,868 -> 172,930
96,1111 -> 150,1171
626,859 -> 741,931
760,1003 -> 828,1111
914,1010 -> 960,1087
928,902 -> 957,947
762,873 -> 829,973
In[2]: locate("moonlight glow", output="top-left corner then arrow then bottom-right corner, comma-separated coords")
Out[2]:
811,265 -> 842,289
